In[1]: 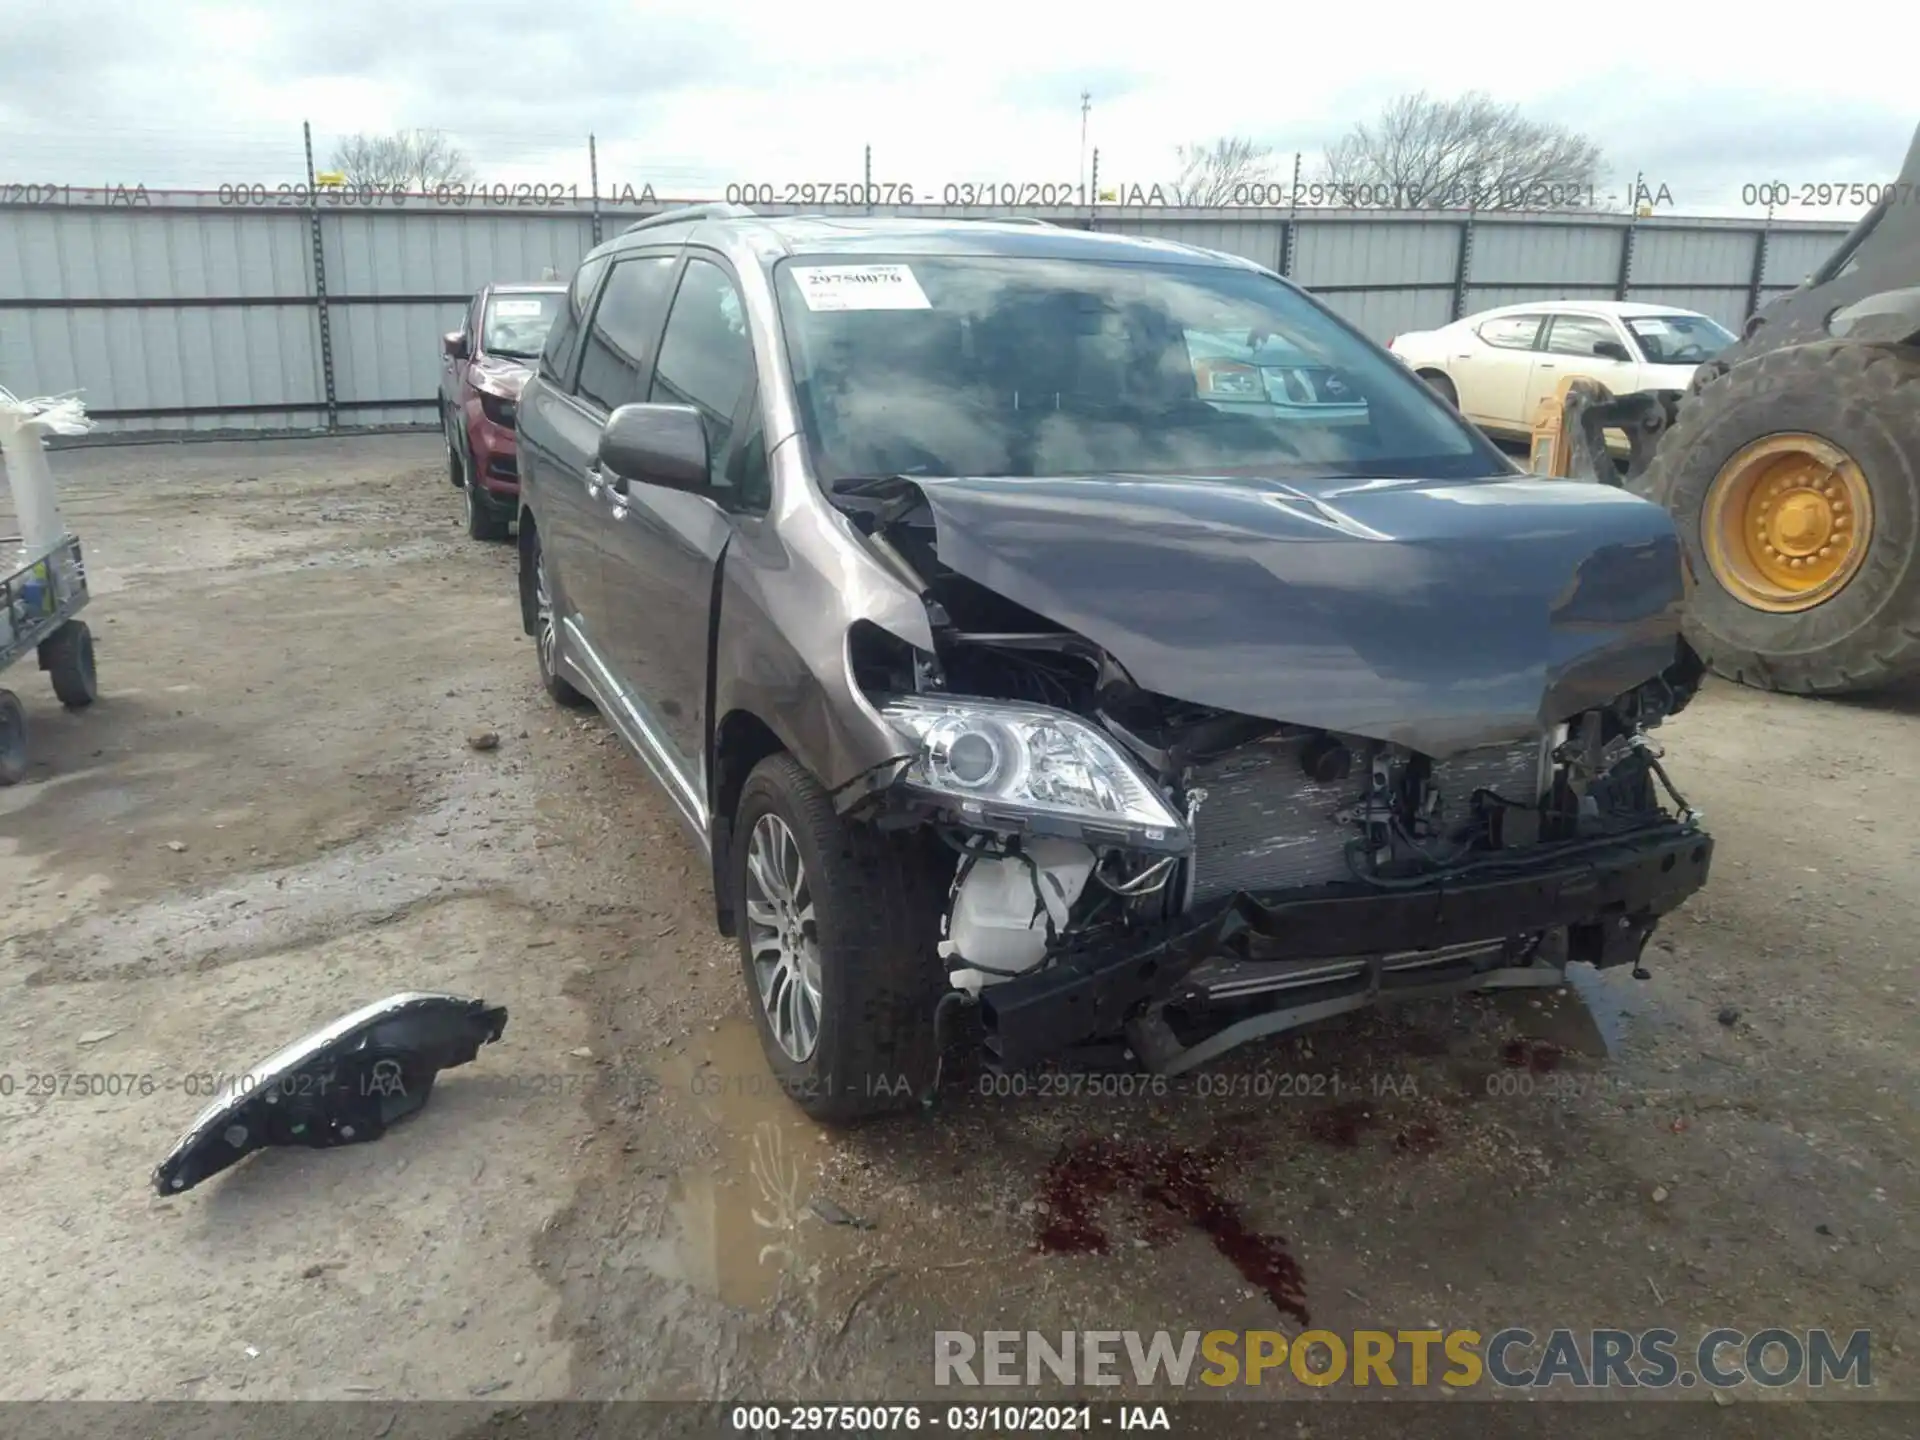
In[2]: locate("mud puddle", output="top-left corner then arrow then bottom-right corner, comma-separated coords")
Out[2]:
640,1017 -> 862,1311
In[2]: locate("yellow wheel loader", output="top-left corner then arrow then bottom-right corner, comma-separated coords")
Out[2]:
1536,121 -> 1920,697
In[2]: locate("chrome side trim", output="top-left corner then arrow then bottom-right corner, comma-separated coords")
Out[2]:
557,616 -> 711,858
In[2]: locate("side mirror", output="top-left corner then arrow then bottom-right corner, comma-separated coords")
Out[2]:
599,403 -> 709,491
443,331 -> 469,360
1593,339 -> 1631,362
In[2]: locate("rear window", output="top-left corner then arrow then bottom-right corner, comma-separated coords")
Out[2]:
772,255 -> 1502,484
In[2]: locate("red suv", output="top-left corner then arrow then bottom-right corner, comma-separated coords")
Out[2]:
440,283 -> 566,540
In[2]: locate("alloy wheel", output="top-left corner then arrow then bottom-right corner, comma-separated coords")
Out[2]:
534,548 -> 558,679
743,813 -> 823,1062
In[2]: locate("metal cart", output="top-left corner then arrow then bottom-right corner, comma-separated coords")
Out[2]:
1,387 -> 98,785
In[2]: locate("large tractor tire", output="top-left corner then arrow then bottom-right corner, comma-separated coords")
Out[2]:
1632,341 -> 1920,695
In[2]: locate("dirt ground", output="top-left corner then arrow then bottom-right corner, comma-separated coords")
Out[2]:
0,434 -> 1913,1429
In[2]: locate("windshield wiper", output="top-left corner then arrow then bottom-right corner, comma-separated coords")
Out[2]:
831,474 -> 926,497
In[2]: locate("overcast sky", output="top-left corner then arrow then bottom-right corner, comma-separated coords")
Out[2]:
6,0 -> 1914,219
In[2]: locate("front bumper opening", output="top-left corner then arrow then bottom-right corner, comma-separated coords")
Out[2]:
974,821 -> 1712,1073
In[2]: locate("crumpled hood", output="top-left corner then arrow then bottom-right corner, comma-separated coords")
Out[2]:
470,355 -> 533,398
906,471 -> 1689,757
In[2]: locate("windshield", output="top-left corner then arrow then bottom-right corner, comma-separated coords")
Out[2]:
482,292 -> 563,359
1626,313 -> 1736,365
772,255 -> 1501,483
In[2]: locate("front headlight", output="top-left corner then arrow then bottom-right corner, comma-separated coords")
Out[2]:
479,390 -> 517,427
1192,358 -> 1266,399
882,695 -> 1188,850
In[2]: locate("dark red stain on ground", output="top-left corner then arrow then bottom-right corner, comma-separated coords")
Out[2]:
1034,1139 -> 1309,1327
1305,1101 -> 1376,1148
1393,1120 -> 1442,1155
1502,1038 -> 1564,1073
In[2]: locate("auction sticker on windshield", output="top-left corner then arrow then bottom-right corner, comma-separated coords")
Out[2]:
492,298 -> 547,316
791,263 -> 932,311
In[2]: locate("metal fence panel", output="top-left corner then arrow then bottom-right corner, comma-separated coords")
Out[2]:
1291,220 -> 1460,288
0,208 -> 312,301
331,302 -> 463,413
0,303 -> 322,429
322,212 -> 596,297
1464,284 -> 1617,312
0,196 -> 1854,433
1470,221 -> 1620,287
1100,215 -> 1286,269
1763,229 -> 1844,288
1631,226 -> 1758,287
1315,288 -> 1457,342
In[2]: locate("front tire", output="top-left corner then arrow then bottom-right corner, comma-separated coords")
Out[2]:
463,476 -> 511,543
445,409 -> 465,488
732,753 -> 948,1123
1419,369 -> 1459,408
1634,342 -> 1920,694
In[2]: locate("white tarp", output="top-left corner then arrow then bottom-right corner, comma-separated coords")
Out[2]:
0,387 -> 92,555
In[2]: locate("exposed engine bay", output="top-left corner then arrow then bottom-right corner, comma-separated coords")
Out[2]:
835,475 -> 1714,1073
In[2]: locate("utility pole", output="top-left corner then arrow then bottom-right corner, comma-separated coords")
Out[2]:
1079,91 -> 1092,197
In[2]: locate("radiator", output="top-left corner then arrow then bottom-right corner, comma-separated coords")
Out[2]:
1185,734 -> 1547,904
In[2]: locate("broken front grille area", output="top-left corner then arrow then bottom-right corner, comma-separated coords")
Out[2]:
1183,733 -> 1549,904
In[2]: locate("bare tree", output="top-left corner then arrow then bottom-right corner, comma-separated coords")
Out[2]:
329,129 -> 475,191
1169,138 -> 1283,207
1318,92 -> 1606,210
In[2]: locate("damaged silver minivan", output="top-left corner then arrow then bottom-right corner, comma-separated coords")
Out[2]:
514,204 -> 1713,1120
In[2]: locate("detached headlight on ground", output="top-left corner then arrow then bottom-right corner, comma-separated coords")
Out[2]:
882,695 -> 1187,850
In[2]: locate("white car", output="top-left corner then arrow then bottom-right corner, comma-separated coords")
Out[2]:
1387,301 -> 1738,440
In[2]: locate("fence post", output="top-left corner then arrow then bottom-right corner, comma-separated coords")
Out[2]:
865,146 -> 874,215
1614,220 -> 1638,301
1745,214 -> 1772,322
589,133 -> 603,245
1088,149 -> 1100,230
1280,153 -> 1300,276
302,121 -> 338,433
1451,210 -> 1475,321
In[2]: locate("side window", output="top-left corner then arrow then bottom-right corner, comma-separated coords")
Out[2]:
1476,314 -> 1545,350
574,255 -> 680,413
538,254 -> 609,388
464,294 -> 483,344
650,258 -> 755,492
1546,314 -> 1626,358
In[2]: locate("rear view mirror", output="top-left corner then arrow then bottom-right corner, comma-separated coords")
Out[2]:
600,403 -> 709,491
443,331 -> 469,360
1593,339 -> 1631,362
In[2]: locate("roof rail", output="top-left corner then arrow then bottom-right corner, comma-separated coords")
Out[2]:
620,202 -> 756,236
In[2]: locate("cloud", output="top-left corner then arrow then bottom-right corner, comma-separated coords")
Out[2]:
0,0 -> 1912,216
